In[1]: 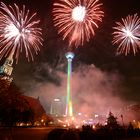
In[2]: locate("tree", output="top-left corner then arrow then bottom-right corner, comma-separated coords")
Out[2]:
106,112 -> 120,129
0,79 -> 34,126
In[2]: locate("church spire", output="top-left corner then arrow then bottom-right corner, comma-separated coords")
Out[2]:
0,56 -> 13,83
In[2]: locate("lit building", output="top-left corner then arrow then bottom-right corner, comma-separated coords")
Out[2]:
50,98 -> 63,116
21,95 -> 48,125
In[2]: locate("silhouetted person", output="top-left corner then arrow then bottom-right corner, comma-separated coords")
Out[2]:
60,129 -> 80,140
46,128 -> 66,140
127,122 -> 134,137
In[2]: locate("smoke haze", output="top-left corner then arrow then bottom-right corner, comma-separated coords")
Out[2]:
18,63 -> 135,121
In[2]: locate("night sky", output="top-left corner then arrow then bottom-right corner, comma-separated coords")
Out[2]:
1,0 -> 140,109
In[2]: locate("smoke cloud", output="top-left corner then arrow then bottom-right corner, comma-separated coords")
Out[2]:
18,62 -> 137,123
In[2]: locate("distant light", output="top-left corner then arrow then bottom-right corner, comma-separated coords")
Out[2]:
27,123 -> 29,126
92,125 -> 96,129
19,123 -> 24,126
78,112 -> 82,116
63,124 -> 67,127
49,121 -> 53,124
95,114 -> 99,118
75,125 -> 79,129
82,120 -> 86,123
72,117 -> 75,121
54,98 -> 60,102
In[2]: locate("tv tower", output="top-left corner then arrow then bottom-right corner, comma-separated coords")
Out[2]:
65,52 -> 74,117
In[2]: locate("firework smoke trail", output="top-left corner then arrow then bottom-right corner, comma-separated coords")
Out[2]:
112,14 -> 140,55
53,0 -> 104,47
0,2 -> 43,63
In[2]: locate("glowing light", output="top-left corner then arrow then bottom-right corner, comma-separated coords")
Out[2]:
92,125 -> 96,129
54,98 -> 60,102
53,0 -> 104,46
72,6 -> 86,22
63,124 -> 67,127
138,121 -> 140,129
78,112 -> 82,116
19,123 -> 24,126
112,14 -> 140,55
75,125 -> 79,129
83,120 -> 86,123
41,119 -> 44,123
72,116 -> 75,121
95,114 -> 99,118
0,2 -> 43,63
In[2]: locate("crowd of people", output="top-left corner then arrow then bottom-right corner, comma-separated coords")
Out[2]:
45,124 -> 140,140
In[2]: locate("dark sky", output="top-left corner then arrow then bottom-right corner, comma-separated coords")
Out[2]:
1,0 -> 140,104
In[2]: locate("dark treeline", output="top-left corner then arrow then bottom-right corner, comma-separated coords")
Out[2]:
0,79 -> 34,126
45,112 -> 140,140
45,125 -> 140,140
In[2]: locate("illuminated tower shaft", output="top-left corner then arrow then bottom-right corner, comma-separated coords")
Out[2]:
65,52 -> 74,117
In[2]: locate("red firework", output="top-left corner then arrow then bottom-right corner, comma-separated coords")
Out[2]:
53,0 -> 104,47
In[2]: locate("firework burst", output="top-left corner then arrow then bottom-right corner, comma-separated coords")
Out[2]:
53,0 -> 104,47
112,14 -> 140,55
0,2 -> 43,63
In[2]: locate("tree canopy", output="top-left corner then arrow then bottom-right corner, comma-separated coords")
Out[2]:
0,79 -> 34,126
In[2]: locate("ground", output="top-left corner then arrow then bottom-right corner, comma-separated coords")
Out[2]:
0,127 -> 139,140
0,127 -> 53,140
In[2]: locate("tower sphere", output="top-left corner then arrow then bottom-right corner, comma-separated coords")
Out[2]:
65,52 -> 75,60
